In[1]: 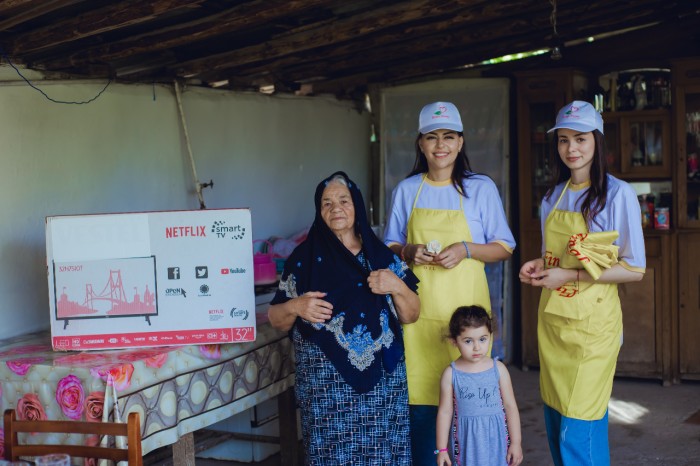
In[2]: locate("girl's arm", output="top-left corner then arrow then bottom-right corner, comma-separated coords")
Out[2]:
497,361 -> 523,466
435,367 -> 454,466
366,269 -> 420,324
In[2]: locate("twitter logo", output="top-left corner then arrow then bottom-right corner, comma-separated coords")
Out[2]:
195,266 -> 208,279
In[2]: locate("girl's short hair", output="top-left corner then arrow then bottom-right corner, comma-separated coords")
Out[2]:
448,305 -> 492,339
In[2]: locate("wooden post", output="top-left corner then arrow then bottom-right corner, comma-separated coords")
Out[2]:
172,432 -> 196,466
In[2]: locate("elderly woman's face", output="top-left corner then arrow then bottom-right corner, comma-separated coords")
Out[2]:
320,181 -> 355,235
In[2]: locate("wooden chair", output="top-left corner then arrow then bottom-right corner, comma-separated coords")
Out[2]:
3,409 -> 143,465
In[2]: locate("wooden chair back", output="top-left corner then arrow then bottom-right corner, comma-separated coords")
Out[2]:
3,409 -> 143,465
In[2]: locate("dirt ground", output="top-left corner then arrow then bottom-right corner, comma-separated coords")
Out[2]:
511,367 -> 700,466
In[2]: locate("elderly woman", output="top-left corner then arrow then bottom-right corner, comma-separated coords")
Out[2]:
268,171 -> 420,465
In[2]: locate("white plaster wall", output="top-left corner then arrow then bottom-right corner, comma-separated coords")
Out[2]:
0,71 -> 370,338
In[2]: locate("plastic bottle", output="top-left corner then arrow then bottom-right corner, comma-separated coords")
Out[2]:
646,194 -> 655,229
639,195 -> 649,228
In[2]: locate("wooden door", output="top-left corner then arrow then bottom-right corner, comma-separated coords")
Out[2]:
616,233 -> 672,383
679,233 -> 700,380
519,229 -> 543,369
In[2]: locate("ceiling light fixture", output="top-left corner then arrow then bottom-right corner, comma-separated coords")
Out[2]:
550,0 -> 563,60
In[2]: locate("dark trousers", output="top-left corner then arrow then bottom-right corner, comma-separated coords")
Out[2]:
409,404 -> 438,466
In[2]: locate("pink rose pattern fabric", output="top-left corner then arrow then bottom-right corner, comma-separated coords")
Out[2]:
144,353 -> 168,368
90,364 -> 134,391
0,344 -> 51,358
17,393 -> 47,421
0,324 -> 293,456
6,357 -> 45,375
199,344 -> 221,359
53,352 -> 110,367
56,374 -> 85,420
84,434 -> 100,466
84,391 -> 105,422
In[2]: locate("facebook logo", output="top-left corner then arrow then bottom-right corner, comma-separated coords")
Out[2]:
195,266 -> 208,279
167,267 -> 180,280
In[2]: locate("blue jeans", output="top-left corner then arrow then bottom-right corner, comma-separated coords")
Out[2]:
409,404 -> 438,466
544,404 -> 610,466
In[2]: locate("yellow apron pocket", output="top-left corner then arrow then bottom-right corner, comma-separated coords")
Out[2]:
543,283 -> 607,320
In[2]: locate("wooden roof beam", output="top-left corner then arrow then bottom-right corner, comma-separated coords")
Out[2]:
173,0 -> 484,78
34,0 -> 339,70
9,0 -> 206,55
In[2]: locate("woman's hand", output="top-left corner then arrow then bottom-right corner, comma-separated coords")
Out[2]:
367,269 -> 402,295
528,267 -> 576,290
368,269 -> 420,324
268,291 -> 332,331
293,291 -> 333,323
434,242 -> 467,269
519,258 -> 544,284
403,243 -> 435,265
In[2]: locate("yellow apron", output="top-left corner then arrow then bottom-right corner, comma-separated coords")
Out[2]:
538,181 -> 622,420
403,175 -> 491,406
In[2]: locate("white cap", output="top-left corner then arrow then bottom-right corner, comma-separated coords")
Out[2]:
418,101 -> 463,134
548,100 -> 604,134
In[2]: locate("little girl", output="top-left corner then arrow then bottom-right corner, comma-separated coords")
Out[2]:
435,305 -> 523,466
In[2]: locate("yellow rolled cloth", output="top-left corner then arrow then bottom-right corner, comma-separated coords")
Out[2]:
566,231 -> 619,280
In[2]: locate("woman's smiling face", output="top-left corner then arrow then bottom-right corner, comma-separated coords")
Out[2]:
418,129 -> 464,174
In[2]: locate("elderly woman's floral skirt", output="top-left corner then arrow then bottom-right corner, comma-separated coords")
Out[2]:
293,327 -> 411,465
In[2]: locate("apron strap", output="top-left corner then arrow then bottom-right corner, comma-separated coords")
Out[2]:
551,179 -> 571,212
411,175 -> 427,211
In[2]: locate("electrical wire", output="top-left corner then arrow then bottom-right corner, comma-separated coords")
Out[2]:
0,48 -> 111,105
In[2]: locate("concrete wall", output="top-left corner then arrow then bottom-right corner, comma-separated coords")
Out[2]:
0,68 -> 370,338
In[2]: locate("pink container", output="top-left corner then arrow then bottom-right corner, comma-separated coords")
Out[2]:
253,240 -> 278,285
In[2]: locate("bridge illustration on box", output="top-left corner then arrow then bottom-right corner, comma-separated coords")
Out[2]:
53,256 -> 158,329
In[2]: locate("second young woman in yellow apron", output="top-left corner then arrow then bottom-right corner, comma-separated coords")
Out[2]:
520,101 -> 646,466
385,101 -> 516,465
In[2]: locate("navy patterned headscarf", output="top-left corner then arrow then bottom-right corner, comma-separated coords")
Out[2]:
271,171 -> 418,393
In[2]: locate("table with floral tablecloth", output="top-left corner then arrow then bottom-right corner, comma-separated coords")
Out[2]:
0,318 -> 295,460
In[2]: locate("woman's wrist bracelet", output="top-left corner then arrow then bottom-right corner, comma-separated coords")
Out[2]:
400,244 -> 409,262
434,448 -> 448,454
462,240 -> 471,259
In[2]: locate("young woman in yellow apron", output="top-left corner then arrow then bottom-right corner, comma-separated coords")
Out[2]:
385,101 -> 516,465
520,101 -> 646,466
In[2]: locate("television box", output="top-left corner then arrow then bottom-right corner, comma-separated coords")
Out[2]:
45,209 -> 256,351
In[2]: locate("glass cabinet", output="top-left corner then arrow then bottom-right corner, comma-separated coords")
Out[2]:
675,84 -> 700,228
604,110 -> 671,179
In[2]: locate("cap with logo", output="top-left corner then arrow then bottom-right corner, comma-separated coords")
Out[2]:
548,100 -> 604,135
418,101 -> 463,134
